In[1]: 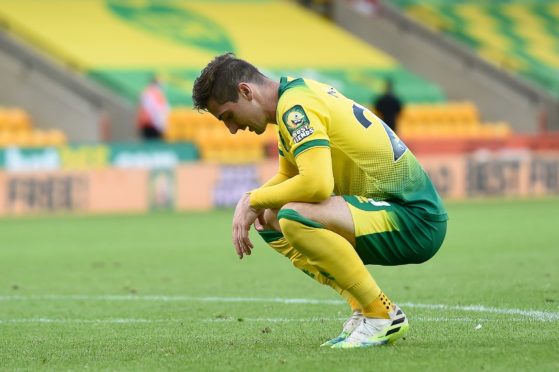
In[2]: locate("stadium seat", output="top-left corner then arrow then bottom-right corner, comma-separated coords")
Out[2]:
165,108 -> 269,163
393,0 -> 559,98
398,102 -> 512,141
0,107 -> 68,148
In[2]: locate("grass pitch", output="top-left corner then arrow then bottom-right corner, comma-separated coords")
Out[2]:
0,198 -> 558,371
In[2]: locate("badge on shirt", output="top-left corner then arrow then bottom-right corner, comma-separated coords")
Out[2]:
282,105 -> 314,144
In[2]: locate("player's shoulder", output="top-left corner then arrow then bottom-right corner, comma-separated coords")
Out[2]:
277,77 -> 329,116
278,77 -> 315,106
278,76 -> 308,95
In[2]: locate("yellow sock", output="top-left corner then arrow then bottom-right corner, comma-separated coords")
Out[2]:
362,291 -> 393,319
347,296 -> 363,313
278,209 -> 381,312
259,226 -> 368,314
257,229 -> 348,295
259,228 -> 364,313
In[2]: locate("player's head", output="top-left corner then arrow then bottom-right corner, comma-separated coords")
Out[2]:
192,53 -> 269,135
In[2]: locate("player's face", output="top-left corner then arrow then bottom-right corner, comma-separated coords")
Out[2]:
208,95 -> 267,135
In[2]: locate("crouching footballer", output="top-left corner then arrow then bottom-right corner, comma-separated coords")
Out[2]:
192,53 -> 448,348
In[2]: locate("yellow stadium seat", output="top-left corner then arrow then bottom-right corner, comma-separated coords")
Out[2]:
410,107 -> 430,123
167,108 -> 224,143
436,123 -> 457,139
0,109 -> 8,130
478,124 -> 497,139
261,126 -> 277,145
12,131 -> 33,147
164,126 -> 182,142
181,121 -> 197,141
28,130 -> 47,147
397,125 -> 413,140
168,109 -> 189,125
5,108 -> 31,132
491,122 -> 512,138
0,131 -> 12,147
427,106 -> 446,123
456,102 -> 479,123
410,122 -> 429,139
44,129 -> 66,146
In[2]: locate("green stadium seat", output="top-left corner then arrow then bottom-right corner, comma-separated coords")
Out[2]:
393,0 -> 559,98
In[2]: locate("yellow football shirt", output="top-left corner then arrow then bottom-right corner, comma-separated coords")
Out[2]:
253,77 -> 447,221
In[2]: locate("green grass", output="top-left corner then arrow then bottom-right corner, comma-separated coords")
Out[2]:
0,198 -> 558,371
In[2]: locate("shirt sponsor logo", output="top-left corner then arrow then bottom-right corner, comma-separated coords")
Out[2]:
292,126 -> 314,144
282,105 -> 314,144
282,105 -> 310,132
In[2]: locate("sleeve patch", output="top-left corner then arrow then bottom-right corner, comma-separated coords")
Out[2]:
282,105 -> 314,144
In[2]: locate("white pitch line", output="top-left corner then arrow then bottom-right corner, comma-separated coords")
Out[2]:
0,316 -> 532,325
0,295 -> 557,322
204,316 -> 530,323
0,318 -> 173,324
0,295 -> 344,305
400,303 -> 559,322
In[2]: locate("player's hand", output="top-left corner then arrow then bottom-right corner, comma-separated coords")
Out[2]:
254,211 -> 266,232
232,193 -> 260,259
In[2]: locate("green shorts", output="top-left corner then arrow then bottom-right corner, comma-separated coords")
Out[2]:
343,195 -> 447,266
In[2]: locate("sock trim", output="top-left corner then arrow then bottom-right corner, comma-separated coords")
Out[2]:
257,229 -> 284,243
277,209 -> 324,229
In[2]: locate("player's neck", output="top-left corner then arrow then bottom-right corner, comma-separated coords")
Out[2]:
260,78 -> 280,124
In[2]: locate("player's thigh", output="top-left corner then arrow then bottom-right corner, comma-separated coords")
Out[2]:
344,195 -> 446,265
259,209 -> 281,231
280,196 -> 356,245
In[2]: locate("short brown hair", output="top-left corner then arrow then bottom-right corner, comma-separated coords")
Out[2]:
192,53 -> 266,111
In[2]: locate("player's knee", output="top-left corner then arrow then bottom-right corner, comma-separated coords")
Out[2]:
278,216 -> 297,238
260,209 -> 280,231
281,202 -> 308,215
279,202 -> 322,224
277,208 -> 325,238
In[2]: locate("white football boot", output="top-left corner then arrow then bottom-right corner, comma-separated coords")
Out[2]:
331,305 -> 409,348
320,310 -> 365,347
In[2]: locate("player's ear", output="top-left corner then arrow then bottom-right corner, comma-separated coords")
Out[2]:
238,83 -> 253,101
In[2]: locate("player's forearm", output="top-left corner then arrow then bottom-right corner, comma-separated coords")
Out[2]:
255,151 -> 299,194
260,171 -> 291,189
250,176 -> 331,209
249,148 -> 334,209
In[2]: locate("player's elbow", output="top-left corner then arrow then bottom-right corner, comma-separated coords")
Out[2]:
307,175 -> 334,202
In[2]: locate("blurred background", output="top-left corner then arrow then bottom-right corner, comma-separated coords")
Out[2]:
0,0 -> 558,216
